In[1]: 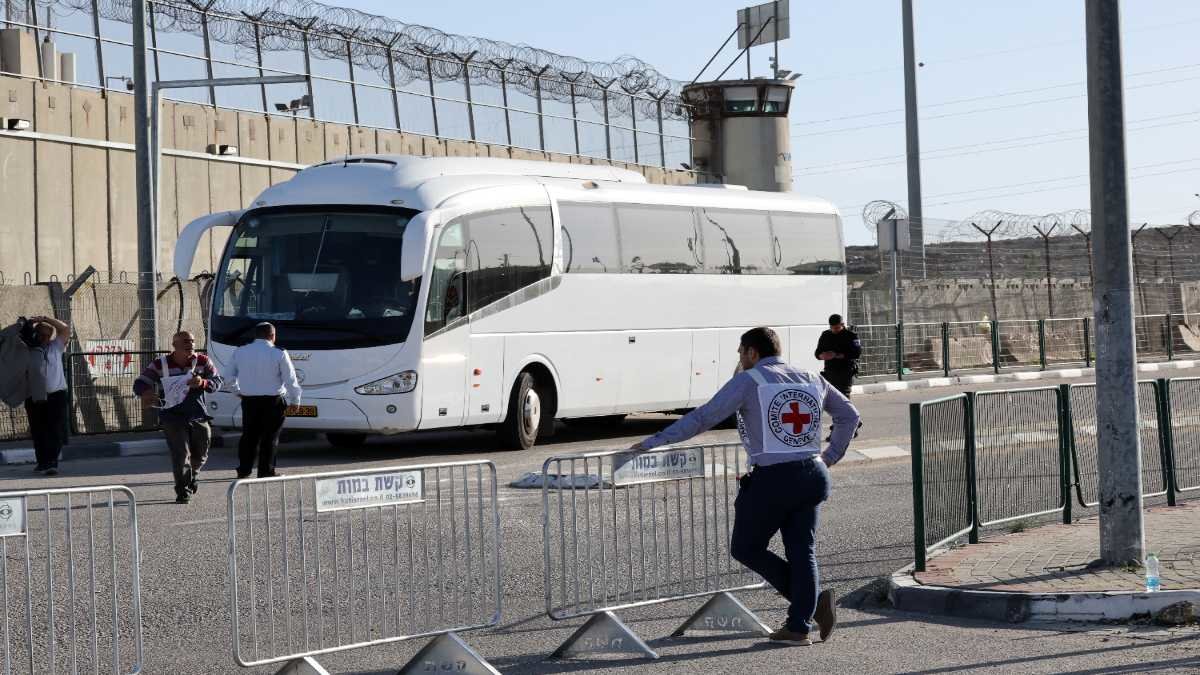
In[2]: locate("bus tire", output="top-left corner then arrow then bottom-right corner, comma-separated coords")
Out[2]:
500,372 -> 542,450
326,432 -> 368,449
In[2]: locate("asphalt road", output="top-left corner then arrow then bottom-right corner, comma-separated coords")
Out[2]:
2,370 -> 1198,674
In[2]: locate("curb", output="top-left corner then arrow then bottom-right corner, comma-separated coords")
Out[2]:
854,359 -> 1199,395
889,564 -> 1200,623
0,433 -> 241,465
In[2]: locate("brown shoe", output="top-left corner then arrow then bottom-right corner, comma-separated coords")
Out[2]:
767,628 -> 812,646
815,589 -> 836,642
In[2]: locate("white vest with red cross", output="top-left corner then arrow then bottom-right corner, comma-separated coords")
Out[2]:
743,367 -> 824,454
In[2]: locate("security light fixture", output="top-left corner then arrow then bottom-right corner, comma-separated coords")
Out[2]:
2,118 -> 31,131
206,143 -> 239,156
106,76 -> 134,91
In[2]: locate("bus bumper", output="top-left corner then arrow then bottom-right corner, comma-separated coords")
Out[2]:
206,391 -> 419,434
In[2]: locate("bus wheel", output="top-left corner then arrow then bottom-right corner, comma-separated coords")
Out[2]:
326,432 -> 368,449
500,372 -> 542,450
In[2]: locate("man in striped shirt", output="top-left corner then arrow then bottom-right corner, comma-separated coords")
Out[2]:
133,331 -> 223,504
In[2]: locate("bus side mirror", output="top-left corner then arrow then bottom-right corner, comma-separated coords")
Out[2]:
175,209 -> 243,280
401,211 -> 438,282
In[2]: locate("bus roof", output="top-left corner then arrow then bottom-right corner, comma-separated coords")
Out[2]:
252,155 -> 839,216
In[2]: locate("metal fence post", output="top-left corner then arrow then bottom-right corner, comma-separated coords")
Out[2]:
1157,378 -> 1177,506
1083,317 -> 1092,368
1038,319 -> 1047,371
1165,314 -> 1174,361
965,392 -> 979,544
1057,384 -> 1073,524
941,321 -> 950,377
990,320 -> 1001,374
909,402 -> 926,571
895,321 -> 905,381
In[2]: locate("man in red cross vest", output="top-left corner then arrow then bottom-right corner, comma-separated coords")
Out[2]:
631,326 -> 861,646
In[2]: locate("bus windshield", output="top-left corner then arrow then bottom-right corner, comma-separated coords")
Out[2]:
211,207 -> 421,349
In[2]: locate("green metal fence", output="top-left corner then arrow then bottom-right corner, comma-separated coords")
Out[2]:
910,377 -> 1200,571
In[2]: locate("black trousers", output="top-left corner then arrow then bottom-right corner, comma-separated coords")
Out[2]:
820,370 -> 854,398
238,396 -> 287,477
25,390 -> 68,469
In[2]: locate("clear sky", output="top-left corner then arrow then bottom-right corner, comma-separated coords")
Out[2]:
339,0 -> 1199,245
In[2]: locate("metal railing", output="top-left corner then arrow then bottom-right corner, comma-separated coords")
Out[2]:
0,485 -> 143,674
911,377 -> 1200,570
541,442 -> 769,660
226,460 -> 501,672
859,312 -> 1200,379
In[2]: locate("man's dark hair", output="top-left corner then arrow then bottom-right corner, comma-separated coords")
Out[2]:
828,313 -> 843,326
254,322 -> 275,340
740,327 -> 781,358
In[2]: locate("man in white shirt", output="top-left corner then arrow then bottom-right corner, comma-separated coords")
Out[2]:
25,316 -> 70,475
225,322 -> 301,478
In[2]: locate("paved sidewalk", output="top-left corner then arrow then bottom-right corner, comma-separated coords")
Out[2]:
893,500 -> 1200,623
853,358 -> 1199,395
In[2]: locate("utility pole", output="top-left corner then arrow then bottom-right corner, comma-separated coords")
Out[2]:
901,0 -> 924,280
132,0 -> 157,357
1086,0 -> 1144,566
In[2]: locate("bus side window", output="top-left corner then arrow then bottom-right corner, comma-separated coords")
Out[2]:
465,206 -> 552,314
559,203 -> 618,273
615,204 -> 701,274
770,212 -> 846,275
698,209 -> 774,274
424,220 -> 467,335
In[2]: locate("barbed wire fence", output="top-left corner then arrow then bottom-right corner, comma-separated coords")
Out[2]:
850,204 -> 1200,328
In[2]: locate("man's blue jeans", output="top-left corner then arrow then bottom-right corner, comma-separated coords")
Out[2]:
730,457 -> 831,634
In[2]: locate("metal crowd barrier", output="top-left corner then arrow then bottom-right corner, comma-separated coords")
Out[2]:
1163,377 -> 1200,495
541,442 -> 767,661
1066,381 -> 1168,505
226,460 -> 502,674
0,485 -> 143,674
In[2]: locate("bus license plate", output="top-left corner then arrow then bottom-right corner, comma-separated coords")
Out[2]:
286,405 -> 318,417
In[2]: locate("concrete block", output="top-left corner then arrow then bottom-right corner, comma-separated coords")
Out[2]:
34,82 -> 71,135
0,75 -> 33,121
158,156 -> 178,275
296,119 -> 324,165
375,130 -> 403,155
0,286 -> 52,327
0,30 -> 39,77
236,112 -> 269,160
351,126 -> 376,155
547,152 -> 572,164
172,102 -> 209,152
642,166 -> 666,185
422,136 -> 446,157
324,123 -> 349,159
107,148 -> 136,277
486,144 -> 511,159
0,135 -> 35,283
105,93 -> 133,143
212,109 -> 237,149
71,89 -> 108,278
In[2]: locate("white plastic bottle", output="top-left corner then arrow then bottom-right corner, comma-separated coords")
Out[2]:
1145,553 -> 1161,592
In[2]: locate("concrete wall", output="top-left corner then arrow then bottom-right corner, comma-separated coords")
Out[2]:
0,73 -> 696,283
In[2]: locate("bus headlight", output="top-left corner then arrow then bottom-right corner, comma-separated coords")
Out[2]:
355,371 -> 418,395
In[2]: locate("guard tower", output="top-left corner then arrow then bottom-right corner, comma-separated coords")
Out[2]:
681,78 -> 794,192
682,0 -> 796,192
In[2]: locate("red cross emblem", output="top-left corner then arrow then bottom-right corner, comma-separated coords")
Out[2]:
780,402 -> 812,434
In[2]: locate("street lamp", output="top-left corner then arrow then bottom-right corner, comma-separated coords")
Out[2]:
274,94 -> 312,117
105,75 -> 134,91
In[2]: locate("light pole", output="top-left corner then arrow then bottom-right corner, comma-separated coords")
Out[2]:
1086,0 -> 1144,567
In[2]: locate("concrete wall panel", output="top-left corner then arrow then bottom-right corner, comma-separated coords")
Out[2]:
268,116 -> 298,163
106,94 -> 136,275
324,123 -> 349,159
171,103 -> 208,152
486,144 -> 510,159
212,109 -> 237,148
397,132 -> 425,156
71,89 -> 108,279
158,157 -> 178,276
375,130 -> 403,155
0,136 -> 35,283
296,119 -> 324,165
0,75 -> 34,120
351,126 -> 376,155
35,83 -> 74,279
422,136 -> 446,157
236,112 -> 269,160
207,162 -> 241,274
241,166 -> 270,210
445,140 -> 474,158
175,157 -> 211,277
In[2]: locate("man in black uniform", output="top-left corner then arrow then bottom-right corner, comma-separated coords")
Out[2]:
814,314 -> 861,398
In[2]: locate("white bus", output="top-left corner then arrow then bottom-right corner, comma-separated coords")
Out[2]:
174,156 -> 846,449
